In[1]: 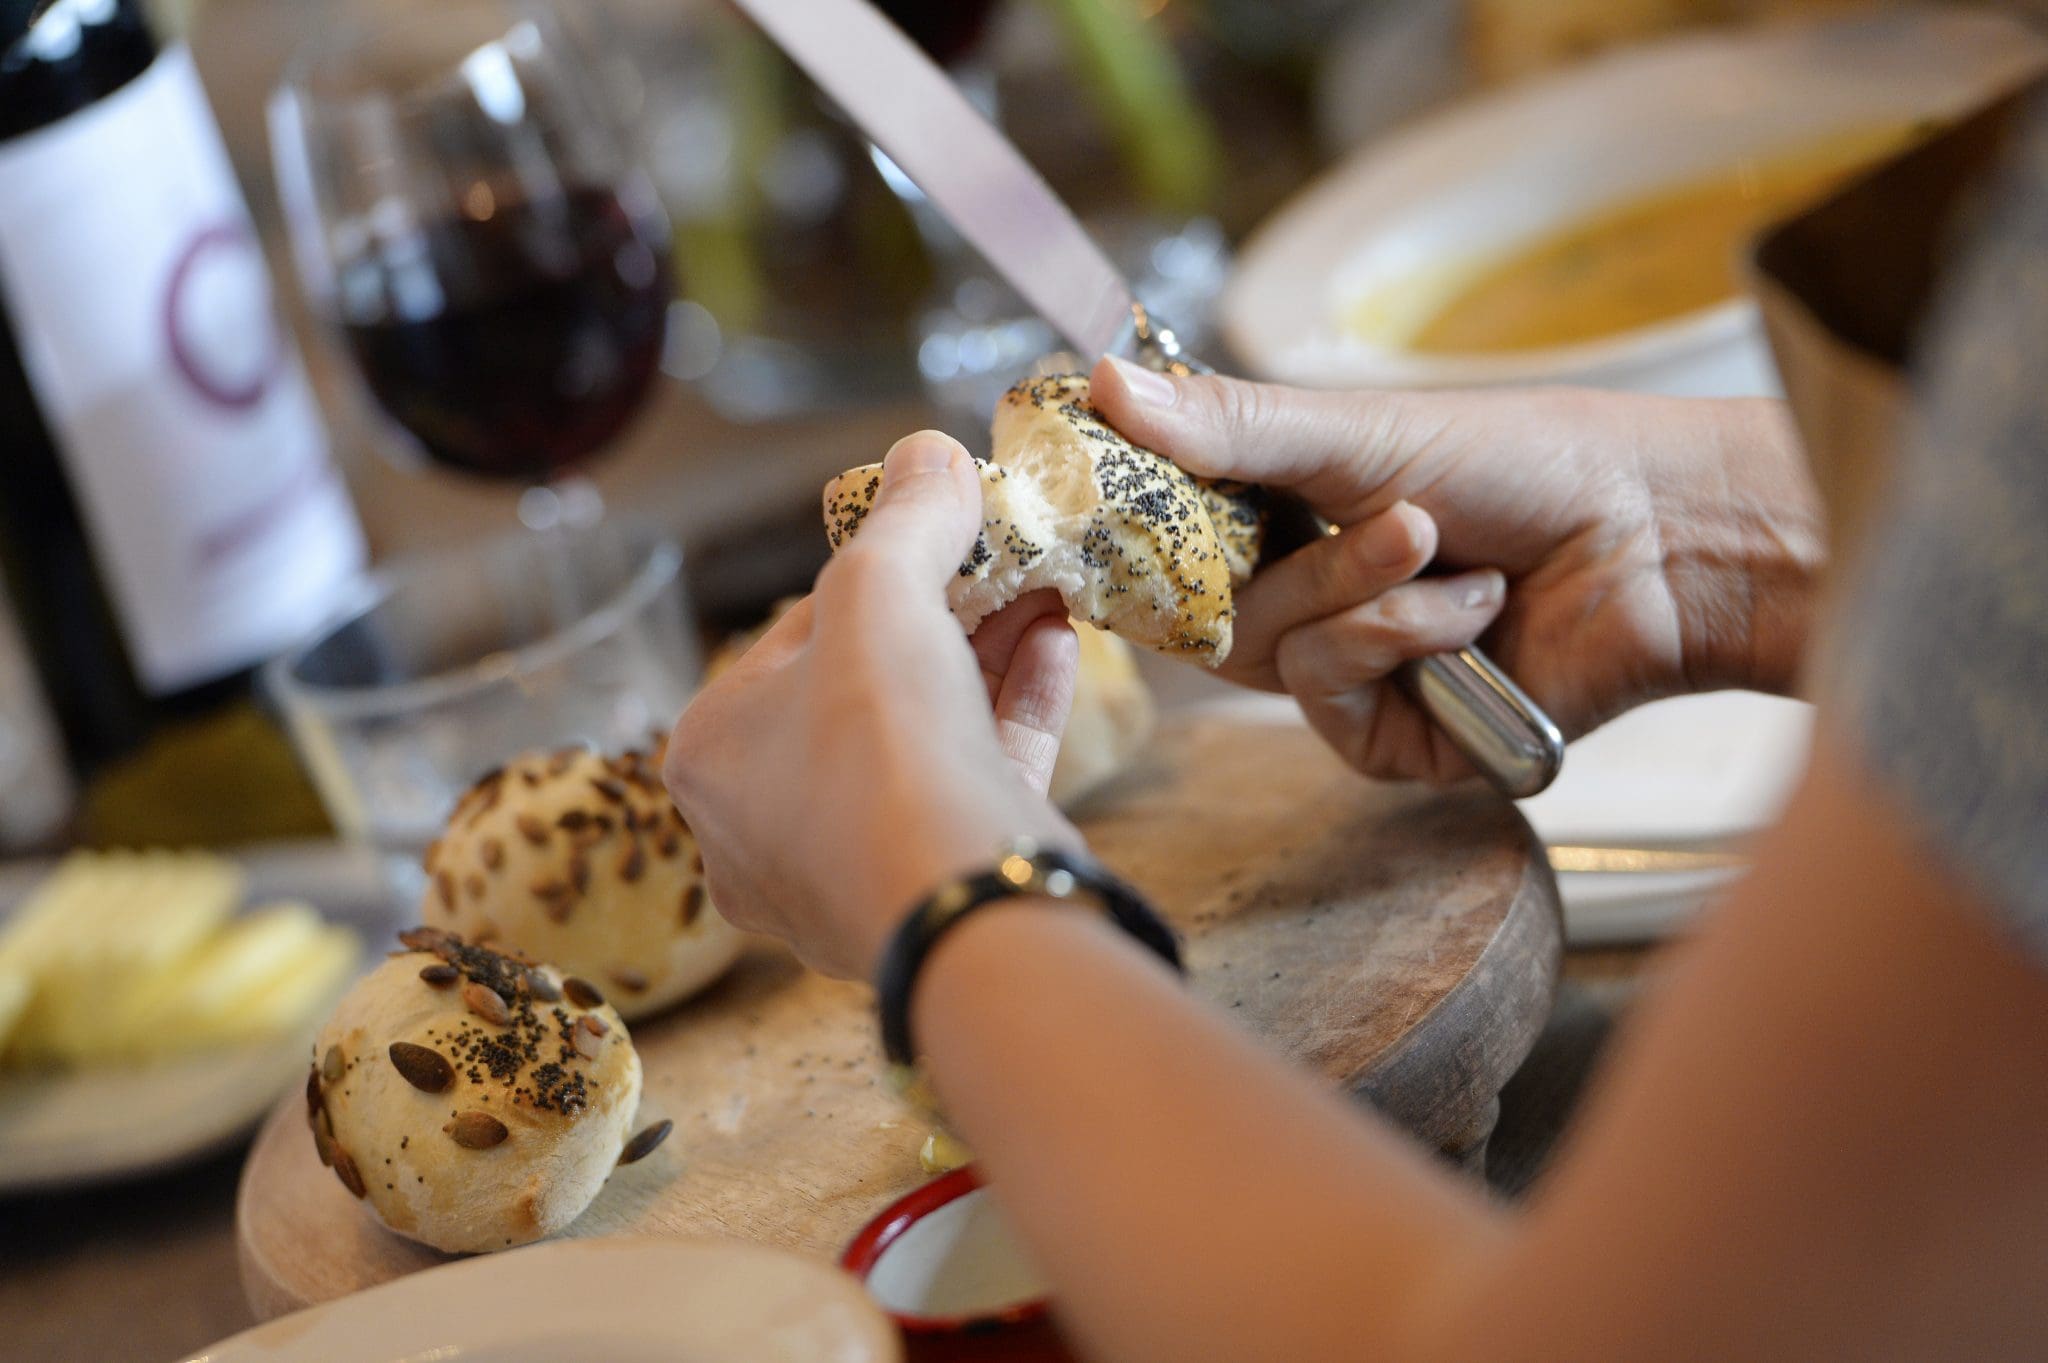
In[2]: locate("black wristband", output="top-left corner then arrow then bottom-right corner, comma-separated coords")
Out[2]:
874,841 -> 1182,1069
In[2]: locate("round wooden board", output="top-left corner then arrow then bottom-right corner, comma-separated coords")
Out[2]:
238,716 -> 1561,1319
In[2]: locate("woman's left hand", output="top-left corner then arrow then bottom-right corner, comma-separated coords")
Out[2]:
663,431 -> 1085,980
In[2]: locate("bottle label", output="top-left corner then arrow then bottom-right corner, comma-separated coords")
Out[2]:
0,46 -> 366,693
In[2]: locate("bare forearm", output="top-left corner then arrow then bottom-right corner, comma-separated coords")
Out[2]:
907,733 -> 2048,1362
1421,735 -> 2048,1362
913,903 -> 1502,1362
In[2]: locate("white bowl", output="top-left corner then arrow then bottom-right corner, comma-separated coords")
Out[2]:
1222,8 -> 2047,396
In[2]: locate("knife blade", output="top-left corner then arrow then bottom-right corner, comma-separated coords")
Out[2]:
1547,842 -> 1748,875
730,0 -> 1565,799
725,0 -> 1137,361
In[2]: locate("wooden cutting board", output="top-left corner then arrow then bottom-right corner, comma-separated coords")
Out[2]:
237,716 -> 1561,1320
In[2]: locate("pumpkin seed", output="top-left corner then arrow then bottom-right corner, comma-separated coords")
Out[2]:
618,1119 -> 673,1165
388,1041 -> 455,1093
447,1111 -> 509,1149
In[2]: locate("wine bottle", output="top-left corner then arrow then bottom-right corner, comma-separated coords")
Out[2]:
0,0 -> 367,846
0,590 -> 72,853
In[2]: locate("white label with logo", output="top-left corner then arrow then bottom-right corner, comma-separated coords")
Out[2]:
0,46 -> 366,693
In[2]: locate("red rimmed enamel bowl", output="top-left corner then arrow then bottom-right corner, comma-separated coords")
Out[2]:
843,1166 -> 1077,1362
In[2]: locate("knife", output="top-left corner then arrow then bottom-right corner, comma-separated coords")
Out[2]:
729,0 -> 1565,799
1547,840 -> 1749,875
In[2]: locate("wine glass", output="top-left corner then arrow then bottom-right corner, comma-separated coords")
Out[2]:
269,0 -> 671,526
874,0 -> 1003,65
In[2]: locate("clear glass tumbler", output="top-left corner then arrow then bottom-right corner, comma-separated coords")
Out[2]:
266,523 -> 698,907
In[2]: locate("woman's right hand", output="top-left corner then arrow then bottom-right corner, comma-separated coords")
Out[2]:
1091,357 -> 1824,783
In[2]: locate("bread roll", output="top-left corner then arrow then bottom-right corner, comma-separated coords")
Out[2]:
708,601 -> 1155,809
703,596 -> 804,683
307,929 -> 642,1253
823,374 -> 1265,666
422,746 -> 741,1021
1049,623 -> 1156,806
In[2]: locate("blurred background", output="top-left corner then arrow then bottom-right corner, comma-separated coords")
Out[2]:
6,0 -> 2042,896
5,3 -> 2046,1351
183,0 -> 2023,596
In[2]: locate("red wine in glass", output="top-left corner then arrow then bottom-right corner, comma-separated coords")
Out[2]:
875,0 -> 1001,64
337,187 -> 670,483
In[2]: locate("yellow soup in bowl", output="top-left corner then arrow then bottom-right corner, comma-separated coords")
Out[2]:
1353,124 -> 1927,356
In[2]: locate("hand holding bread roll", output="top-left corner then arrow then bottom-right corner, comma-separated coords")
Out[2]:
823,374 -> 1266,665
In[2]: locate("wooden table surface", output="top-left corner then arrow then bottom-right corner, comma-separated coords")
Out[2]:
0,948 -> 1654,1363
234,717 -> 1560,1320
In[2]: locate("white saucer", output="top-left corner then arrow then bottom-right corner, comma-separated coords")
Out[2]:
180,1236 -> 901,1363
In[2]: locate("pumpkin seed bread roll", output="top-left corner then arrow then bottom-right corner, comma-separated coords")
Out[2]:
822,373 -> 1267,665
421,746 -> 742,1021
307,929 -> 655,1254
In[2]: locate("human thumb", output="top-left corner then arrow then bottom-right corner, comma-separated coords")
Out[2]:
850,430 -> 984,585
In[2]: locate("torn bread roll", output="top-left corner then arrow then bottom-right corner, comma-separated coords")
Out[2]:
307,929 -> 646,1253
822,374 -> 1266,665
422,746 -> 742,1021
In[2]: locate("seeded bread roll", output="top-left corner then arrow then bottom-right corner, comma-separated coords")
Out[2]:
707,602 -> 1155,809
307,929 -> 652,1253
1048,623 -> 1156,806
822,374 -> 1266,665
422,746 -> 741,1021
703,596 -> 805,683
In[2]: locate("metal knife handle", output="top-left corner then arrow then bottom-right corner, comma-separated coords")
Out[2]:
1127,304 -> 1205,377
1132,306 -> 1566,799
1406,650 -> 1564,800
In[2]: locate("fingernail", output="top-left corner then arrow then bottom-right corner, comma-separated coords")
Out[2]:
882,431 -> 958,486
1459,570 -> 1506,610
1357,500 -> 1427,569
1105,354 -> 1177,409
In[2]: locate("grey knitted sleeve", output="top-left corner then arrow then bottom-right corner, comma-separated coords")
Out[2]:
1825,97 -> 2048,967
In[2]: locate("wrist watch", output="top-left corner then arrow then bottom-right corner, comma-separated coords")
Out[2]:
874,839 -> 1183,1105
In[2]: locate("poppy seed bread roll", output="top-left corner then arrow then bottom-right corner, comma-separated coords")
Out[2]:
823,374 -> 1266,665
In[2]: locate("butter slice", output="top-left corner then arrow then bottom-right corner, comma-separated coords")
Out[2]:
2,850 -> 242,1062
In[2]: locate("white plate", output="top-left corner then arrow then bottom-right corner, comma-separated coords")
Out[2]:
1519,692 -> 1812,847
1222,8 -> 2047,394
0,1026 -> 329,1193
1522,692 -> 1813,945
181,1236 -> 902,1363
0,840 -> 390,1192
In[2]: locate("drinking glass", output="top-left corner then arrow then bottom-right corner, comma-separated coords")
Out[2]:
269,0 -> 671,520
264,523 -> 698,906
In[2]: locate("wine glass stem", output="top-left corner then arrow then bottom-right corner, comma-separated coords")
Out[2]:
516,475 -> 607,532
516,475 -> 608,638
